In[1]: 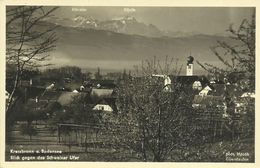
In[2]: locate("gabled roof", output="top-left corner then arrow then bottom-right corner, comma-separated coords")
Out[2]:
199,86 -> 212,95
170,75 -> 209,88
91,88 -> 114,98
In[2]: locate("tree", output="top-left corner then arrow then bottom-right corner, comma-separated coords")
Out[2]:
6,6 -> 58,113
67,94 -> 101,124
20,123 -> 38,141
41,66 -> 84,85
50,94 -> 101,125
196,11 -> 255,160
197,12 -> 255,92
104,57 -> 198,161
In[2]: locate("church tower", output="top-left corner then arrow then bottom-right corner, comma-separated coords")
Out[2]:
186,56 -> 194,76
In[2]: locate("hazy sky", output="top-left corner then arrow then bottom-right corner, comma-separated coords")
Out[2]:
52,7 -> 254,35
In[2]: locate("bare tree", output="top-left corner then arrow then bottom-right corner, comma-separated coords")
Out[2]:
196,12 -> 255,159
197,11 -> 255,91
104,57 -> 197,161
6,6 -> 58,113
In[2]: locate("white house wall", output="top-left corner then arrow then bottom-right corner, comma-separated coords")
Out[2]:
93,104 -> 113,112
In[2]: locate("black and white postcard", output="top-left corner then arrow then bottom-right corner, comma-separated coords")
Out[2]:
1,0 -> 259,168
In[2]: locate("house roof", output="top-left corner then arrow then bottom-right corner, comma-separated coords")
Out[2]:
170,75 -> 210,88
91,88 -> 114,98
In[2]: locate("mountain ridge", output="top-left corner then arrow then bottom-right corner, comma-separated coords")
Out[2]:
41,23 -> 237,75
45,15 -> 227,38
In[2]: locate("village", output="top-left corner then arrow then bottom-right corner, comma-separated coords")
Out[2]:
6,56 -> 254,119
5,56 -> 255,161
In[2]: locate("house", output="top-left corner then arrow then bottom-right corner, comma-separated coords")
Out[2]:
199,85 -> 212,96
150,75 -> 209,93
192,95 -> 226,116
176,56 -> 208,89
72,89 -> 79,93
170,75 -> 209,96
193,95 -> 224,108
234,92 -> 255,114
192,81 -> 203,90
92,98 -> 116,112
241,92 -> 255,98
90,88 -> 114,98
151,74 -> 172,92
198,83 -> 240,97
90,88 -> 117,112
141,56 -> 210,98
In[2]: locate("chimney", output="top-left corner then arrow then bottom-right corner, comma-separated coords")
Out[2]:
186,56 -> 194,76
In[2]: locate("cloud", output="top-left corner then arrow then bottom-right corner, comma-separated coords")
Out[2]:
123,8 -> 136,13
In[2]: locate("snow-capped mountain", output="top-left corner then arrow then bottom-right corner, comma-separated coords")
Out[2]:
46,15 -> 163,37
99,16 -> 161,37
45,15 -> 217,38
73,15 -> 98,28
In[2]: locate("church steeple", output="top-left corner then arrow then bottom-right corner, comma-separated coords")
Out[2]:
186,55 -> 194,76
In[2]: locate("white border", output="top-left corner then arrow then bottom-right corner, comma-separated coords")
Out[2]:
0,0 -> 259,168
